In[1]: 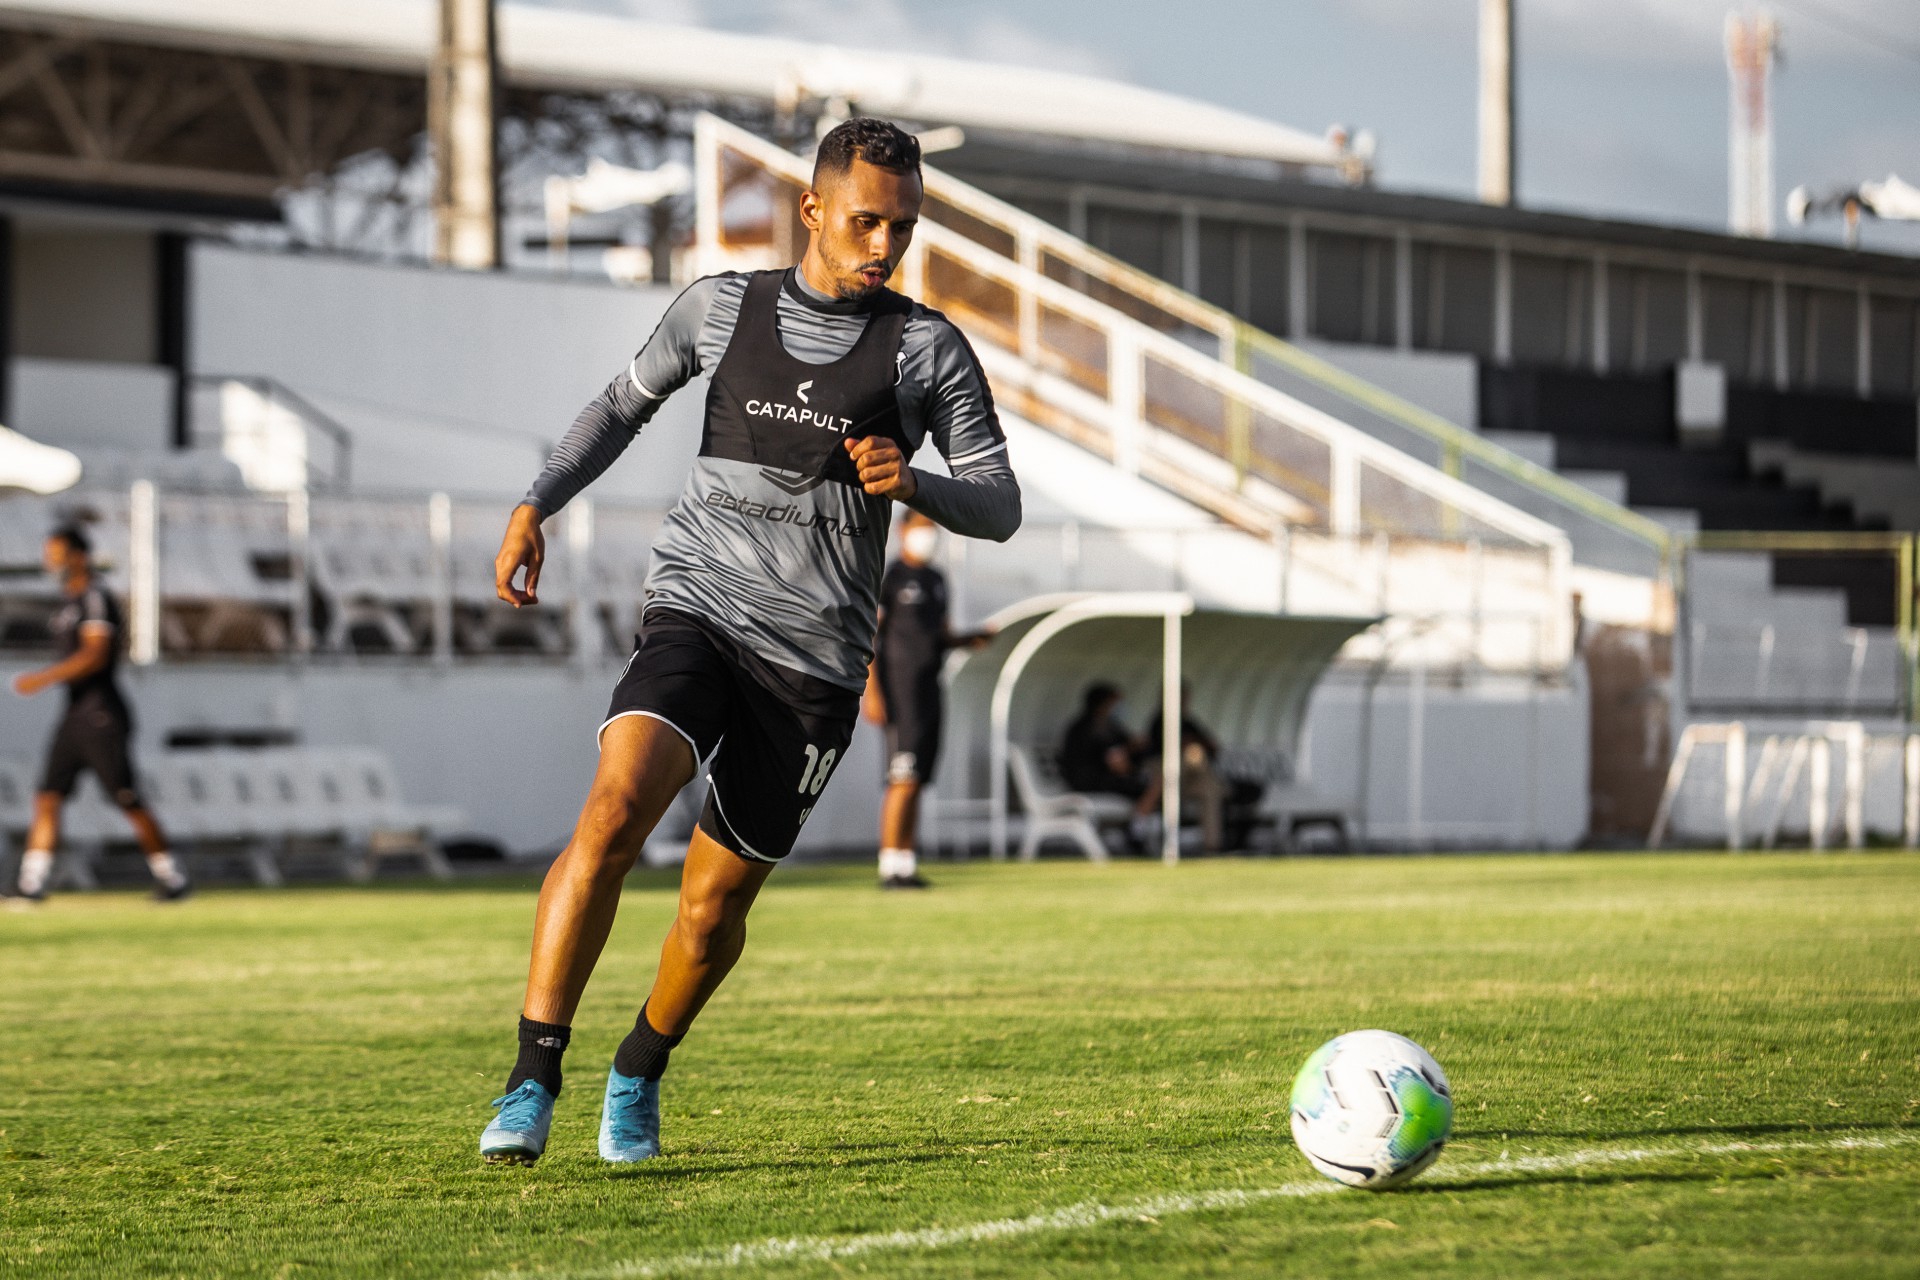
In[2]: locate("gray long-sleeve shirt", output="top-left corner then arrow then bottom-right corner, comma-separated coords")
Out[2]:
522,269 -> 1021,688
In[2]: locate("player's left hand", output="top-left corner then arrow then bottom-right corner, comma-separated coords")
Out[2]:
845,436 -> 917,501
12,671 -> 48,696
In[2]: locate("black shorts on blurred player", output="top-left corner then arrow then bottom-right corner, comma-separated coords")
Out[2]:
602,608 -> 858,863
880,667 -> 942,785
40,697 -> 143,808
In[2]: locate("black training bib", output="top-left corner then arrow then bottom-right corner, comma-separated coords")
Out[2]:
701,269 -> 916,489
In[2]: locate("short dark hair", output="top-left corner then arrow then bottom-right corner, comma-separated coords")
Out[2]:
49,524 -> 91,555
1082,681 -> 1121,714
813,117 -> 922,188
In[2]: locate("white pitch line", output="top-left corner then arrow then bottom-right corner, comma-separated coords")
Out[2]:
512,1132 -> 1917,1280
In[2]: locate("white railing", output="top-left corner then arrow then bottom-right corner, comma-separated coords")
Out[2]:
1687,620 -> 1907,714
1650,721 -> 1920,850
0,484 -> 1563,674
693,114 -> 1662,569
691,113 -> 1573,663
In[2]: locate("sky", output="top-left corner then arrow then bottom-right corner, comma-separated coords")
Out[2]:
523,0 -> 1920,256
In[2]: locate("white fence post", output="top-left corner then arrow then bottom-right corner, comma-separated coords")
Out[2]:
1723,720 -> 1746,850
1408,658 -> 1426,846
569,498 -> 598,669
1842,724 -> 1866,849
692,114 -> 721,277
1161,606 -> 1182,865
1808,735 -> 1831,850
1016,229 -> 1040,362
1108,328 -> 1143,475
1276,520 -> 1293,614
288,489 -> 312,658
1329,446 -> 1360,537
429,493 -> 454,665
128,480 -> 160,666
1905,734 -> 1920,849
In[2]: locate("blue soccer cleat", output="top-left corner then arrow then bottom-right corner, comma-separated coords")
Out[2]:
597,1067 -> 661,1163
480,1080 -> 555,1165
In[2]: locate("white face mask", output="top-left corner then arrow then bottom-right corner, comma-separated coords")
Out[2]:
902,525 -> 940,562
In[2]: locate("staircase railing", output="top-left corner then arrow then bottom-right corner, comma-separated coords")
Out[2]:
692,114 -> 1569,559
693,113 -> 1581,664
694,113 -> 1669,580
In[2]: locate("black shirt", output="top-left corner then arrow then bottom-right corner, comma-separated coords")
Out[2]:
50,581 -> 125,710
875,560 -> 948,685
1059,711 -> 1136,794
1142,712 -> 1218,762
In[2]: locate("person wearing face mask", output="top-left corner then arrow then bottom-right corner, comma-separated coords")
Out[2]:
9,524 -> 189,903
863,511 -> 988,889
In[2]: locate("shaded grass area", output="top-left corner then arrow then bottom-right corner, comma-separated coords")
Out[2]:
2,853 -> 1917,1278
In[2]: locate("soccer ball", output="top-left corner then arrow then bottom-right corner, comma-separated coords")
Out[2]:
1289,1030 -> 1453,1190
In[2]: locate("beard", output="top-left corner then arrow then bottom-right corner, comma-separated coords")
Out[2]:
830,254 -> 894,300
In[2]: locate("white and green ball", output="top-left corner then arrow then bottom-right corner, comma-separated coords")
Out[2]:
1289,1030 -> 1453,1190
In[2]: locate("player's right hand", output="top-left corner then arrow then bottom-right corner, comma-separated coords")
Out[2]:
495,504 -> 546,608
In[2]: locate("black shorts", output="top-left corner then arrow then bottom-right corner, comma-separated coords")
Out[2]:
880,667 -> 943,785
602,608 -> 860,864
40,699 -> 143,808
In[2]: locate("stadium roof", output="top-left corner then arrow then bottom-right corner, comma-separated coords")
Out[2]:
0,0 -> 1356,171
947,139 -> 1920,279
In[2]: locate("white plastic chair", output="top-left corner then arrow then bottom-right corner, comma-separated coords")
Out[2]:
328,746 -> 458,880
1007,744 -> 1131,862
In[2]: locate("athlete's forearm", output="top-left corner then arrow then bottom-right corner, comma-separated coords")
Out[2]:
903,460 -> 1021,542
30,649 -> 106,687
521,377 -> 655,517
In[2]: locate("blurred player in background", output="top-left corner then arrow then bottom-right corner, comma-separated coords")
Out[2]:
863,510 -> 989,890
9,526 -> 189,903
479,118 -> 1019,1167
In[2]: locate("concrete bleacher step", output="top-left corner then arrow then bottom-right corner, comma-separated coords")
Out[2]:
1688,552 -> 1776,591
1630,507 -> 1701,537
1693,593 -> 1852,635
1478,430 -> 1557,470
1687,554 -> 1852,632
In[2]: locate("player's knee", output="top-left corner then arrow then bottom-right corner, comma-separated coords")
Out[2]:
677,890 -> 746,956
578,787 -> 653,870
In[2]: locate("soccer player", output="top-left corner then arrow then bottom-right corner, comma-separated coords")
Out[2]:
9,526 -> 189,903
863,511 -> 985,889
479,118 -> 1020,1165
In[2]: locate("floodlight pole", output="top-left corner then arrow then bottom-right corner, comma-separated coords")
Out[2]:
431,0 -> 502,270
1477,0 -> 1515,207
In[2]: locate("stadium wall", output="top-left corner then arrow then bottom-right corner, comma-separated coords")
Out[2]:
0,655 -> 1587,857
189,244 -> 703,504
0,656 -> 889,858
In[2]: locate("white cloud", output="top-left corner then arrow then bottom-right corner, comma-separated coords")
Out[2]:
1349,0 -> 1919,67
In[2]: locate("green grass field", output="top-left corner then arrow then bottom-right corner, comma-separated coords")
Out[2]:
3,852 -> 1918,1279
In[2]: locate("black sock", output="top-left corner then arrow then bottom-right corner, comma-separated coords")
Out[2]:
613,1002 -> 684,1081
505,1016 -> 571,1097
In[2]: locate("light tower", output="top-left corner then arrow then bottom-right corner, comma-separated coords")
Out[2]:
1724,11 -> 1780,239
1478,0 -> 1515,206
431,0 -> 502,269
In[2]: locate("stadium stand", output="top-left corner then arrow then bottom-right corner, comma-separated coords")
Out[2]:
0,11 -> 1910,856
0,746 -> 463,889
